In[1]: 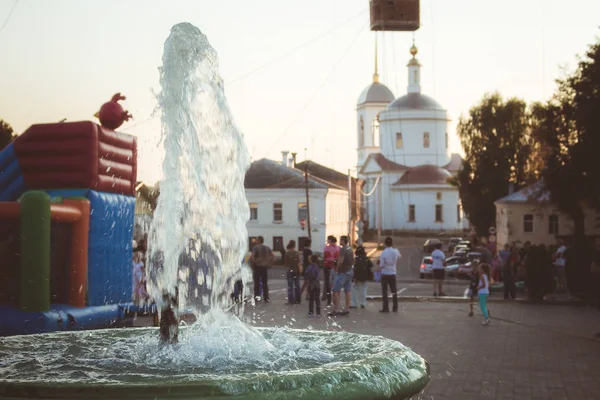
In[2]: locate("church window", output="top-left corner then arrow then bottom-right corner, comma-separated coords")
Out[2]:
413,70 -> 418,84
396,132 -> 403,149
273,203 -> 283,222
436,192 -> 442,201
523,214 -> 534,233
548,214 -> 559,234
359,116 -> 364,148
423,132 -> 430,148
372,117 -> 380,146
457,205 -> 462,223
408,205 -> 416,222
445,132 -> 449,149
435,204 -> 443,222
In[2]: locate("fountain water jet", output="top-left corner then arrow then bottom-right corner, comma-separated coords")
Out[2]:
0,22 -> 430,399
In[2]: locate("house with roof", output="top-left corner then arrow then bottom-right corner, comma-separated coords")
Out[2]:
295,159 -> 364,231
244,157 -> 351,253
356,42 -> 466,232
495,181 -> 600,247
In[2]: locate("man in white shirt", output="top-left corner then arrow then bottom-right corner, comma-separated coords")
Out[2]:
554,239 -> 567,293
378,237 -> 401,312
431,243 -> 446,297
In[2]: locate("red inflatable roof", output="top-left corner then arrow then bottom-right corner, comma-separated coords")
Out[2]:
13,121 -> 137,196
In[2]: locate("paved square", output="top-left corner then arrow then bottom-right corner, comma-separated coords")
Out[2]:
246,288 -> 600,400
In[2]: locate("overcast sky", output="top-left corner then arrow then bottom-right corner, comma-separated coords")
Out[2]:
1,0 -> 598,183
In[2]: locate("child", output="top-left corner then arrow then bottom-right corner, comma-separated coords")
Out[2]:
305,254 -> 321,317
477,263 -> 491,325
467,260 -> 480,317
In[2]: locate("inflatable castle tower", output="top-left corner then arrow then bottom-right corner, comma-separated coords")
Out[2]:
0,94 -> 138,335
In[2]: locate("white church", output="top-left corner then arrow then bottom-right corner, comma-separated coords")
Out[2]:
357,43 -> 467,232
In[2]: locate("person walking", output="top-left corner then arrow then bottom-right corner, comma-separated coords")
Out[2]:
351,245 -> 373,309
285,240 -> 302,304
305,254 -> 321,317
251,236 -> 274,303
554,239 -> 568,293
477,263 -> 491,325
328,236 -> 353,316
301,239 -> 313,301
431,242 -> 446,297
322,236 -> 339,306
378,237 -> 400,313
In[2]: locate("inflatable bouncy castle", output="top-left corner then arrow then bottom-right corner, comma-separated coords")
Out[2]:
0,96 -> 139,336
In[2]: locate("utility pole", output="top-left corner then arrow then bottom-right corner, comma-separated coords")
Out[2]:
377,174 -> 382,246
304,149 -> 312,240
347,169 -> 352,246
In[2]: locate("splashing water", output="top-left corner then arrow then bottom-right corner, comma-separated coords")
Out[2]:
147,22 -> 250,311
0,22 -> 430,399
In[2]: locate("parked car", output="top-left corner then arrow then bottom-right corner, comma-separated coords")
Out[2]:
419,256 -> 433,278
423,238 -> 442,253
467,252 -> 484,261
445,255 -> 467,276
447,237 -> 462,253
453,245 -> 471,255
457,262 -> 475,278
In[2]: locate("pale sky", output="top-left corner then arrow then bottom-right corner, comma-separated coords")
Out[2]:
1,0 -> 599,184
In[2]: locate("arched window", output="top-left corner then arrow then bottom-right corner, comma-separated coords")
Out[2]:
372,116 -> 380,147
423,132 -> 430,148
413,70 -> 418,84
445,132 -> 449,149
396,132 -> 403,149
359,116 -> 364,147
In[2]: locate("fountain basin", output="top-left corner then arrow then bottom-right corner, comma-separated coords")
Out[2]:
0,327 -> 429,399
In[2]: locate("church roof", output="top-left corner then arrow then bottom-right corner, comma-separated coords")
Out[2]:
370,153 -> 410,171
394,164 -> 452,185
357,82 -> 395,105
443,153 -> 463,172
388,93 -> 444,111
244,158 -> 344,190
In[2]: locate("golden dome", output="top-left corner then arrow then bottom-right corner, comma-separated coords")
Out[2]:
410,44 -> 418,57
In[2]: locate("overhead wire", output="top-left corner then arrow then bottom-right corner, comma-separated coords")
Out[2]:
121,9 -> 367,136
262,21 -> 369,159
226,8 -> 367,86
0,0 -> 19,34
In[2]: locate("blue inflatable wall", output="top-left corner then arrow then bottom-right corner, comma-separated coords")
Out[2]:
46,189 -> 135,306
0,144 -> 26,201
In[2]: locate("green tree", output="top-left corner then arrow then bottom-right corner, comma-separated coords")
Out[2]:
531,38 -> 600,241
0,120 -> 17,151
453,93 -> 533,236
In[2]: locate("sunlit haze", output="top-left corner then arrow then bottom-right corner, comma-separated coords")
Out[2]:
1,0 -> 599,183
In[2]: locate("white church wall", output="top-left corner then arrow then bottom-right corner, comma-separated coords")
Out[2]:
379,111 -> 451,167
384,187 -> 464,232
324,188 -> 351,246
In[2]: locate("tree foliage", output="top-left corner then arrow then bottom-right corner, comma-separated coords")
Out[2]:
531,38 -> 600,240
453,93 -> 534,236
0,120 -> 16,151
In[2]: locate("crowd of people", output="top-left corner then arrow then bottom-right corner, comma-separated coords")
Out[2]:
248,234 -> 405,317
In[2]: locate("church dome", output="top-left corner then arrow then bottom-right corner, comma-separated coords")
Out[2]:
357,82 -> 395,105
395,164 -> 452,185
388,93 -> 444,111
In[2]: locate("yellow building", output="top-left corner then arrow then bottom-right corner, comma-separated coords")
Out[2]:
495,182 -> 600,247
